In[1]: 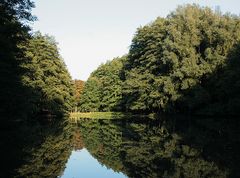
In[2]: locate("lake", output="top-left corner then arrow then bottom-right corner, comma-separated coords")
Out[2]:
1,116 -> 239,178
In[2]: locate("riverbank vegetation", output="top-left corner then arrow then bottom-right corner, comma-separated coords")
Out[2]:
69,112 -> 155,120
1,2 -> 240,120
70,112 -> 125,120
78,57 -> 125,112
0,0 -> 75,122
78,5 -> 240,116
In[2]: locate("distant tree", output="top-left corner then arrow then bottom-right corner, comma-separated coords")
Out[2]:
78,76 -> 102,112
73,80 -> 85,106
79,57 -> 126,112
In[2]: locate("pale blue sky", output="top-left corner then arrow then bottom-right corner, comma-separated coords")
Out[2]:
32,0 -> 240,80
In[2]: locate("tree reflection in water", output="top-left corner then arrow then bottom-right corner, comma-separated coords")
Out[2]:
1,116 -> 239,178
74,116 -> 240,178
0,120 -> 73,178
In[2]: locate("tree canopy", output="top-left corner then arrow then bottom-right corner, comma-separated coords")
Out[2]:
21,33 -> 75,118
73,80 -> 85,108
0,0 -> 35,119
0,1 -> 75,121
78,5 -> 240,116
79,57 -> 126,112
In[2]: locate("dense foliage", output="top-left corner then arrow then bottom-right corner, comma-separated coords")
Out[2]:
21,33 -> 75,118
73,80 -> 85,108
0,0 -> 35,119
79,5 -> 240,115
79,57 -> 125,112
0,1 -> 74,176
0,1 -> 74,120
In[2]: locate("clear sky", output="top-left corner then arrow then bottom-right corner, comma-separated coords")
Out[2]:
32,0 -> 240,81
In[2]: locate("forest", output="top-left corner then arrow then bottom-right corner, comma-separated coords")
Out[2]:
79,4 -> 240,116
1,1 -> 239,121
1,1 -> 240,178
0,0 -> 75,122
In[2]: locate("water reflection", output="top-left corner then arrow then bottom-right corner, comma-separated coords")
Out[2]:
1,116 -> 239,178
72,117 -> 240,178
0,120 -> 71,178
61,149 -> 127,178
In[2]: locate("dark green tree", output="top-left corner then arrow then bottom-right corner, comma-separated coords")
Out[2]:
73,80 -> 85,107
79,5 -> 240,116
1,1 -> 75,120
21,33 -> 75,118
0,0 -> 35,119
122,4 -> 240,115
79,57 -> 125,111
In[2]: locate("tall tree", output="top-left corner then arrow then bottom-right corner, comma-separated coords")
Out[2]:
21,33 -> 75,118
122,4 -> 240,114
0,0 -> 35,119
73,80 -> 85,108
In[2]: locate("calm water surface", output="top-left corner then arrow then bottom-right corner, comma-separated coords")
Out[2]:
1,116 -> 240,178
61,149 -> 127,178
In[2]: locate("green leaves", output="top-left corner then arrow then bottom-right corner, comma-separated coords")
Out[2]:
79,4 -> 240,116
0,0 -> 35,120
79,57 -> 125,112
21,33 -> 75,118
122,4 -> 240,114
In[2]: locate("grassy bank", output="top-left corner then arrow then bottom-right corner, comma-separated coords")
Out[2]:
70,112 -> 124,120
69,112 -> 153,120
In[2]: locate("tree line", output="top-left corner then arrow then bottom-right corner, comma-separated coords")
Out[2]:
79,4 -> 240,116
0,0 -> 75,122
